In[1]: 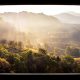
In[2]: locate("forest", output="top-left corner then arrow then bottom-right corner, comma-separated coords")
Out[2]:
0,39 -> 80,73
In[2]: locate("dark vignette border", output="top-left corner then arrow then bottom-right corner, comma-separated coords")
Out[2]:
0,0 -> 79,5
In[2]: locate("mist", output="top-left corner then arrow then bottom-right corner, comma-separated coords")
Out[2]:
0,11 -> 80,52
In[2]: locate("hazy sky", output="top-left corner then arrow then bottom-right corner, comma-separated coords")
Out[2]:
0,5 -> 80,15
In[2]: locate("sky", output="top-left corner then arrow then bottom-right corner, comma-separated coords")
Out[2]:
0,5 -> 80,15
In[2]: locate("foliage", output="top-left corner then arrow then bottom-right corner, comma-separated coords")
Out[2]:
0,40 -> 80,73
66,46 -> 80,57
0,58 -> 11,72
0,45 -> 10,58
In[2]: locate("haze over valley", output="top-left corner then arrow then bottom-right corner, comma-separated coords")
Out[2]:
0,11 -> 80,53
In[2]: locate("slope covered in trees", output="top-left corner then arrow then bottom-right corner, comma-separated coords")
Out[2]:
0,39 -> 79,73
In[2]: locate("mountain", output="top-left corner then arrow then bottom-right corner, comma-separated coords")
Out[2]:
54,12 -> 80,47
55,12 -> 80,33
54,12 -> 80,24
0,11 -> 64,49
0,12 -> 62,33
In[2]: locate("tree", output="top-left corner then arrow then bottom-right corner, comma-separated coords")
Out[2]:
17,41 -> 23,50
38,48 -> 47,55
47,56 -> 59,73
0,45 -> 10,58
6,53 -> 21,72
61,55 -> 75,72
8,40 -> 19,48
34,54 -> 49,73
0,58 -> 11,72
56,56 -> 61,62
26,50 -> 36,72
0,39 -> 7,47
65,46 -> 80,58
20,50 -> 35,72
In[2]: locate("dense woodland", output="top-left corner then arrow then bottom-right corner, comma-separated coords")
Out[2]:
0,39 -> 80,73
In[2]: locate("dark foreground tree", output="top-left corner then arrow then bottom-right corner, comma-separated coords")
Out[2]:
0,58 -> 11,72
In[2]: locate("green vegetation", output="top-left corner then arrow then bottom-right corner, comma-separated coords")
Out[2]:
0,39 -> 80,73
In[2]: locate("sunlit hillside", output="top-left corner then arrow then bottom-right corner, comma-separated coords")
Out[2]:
0,11 -> 80,73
